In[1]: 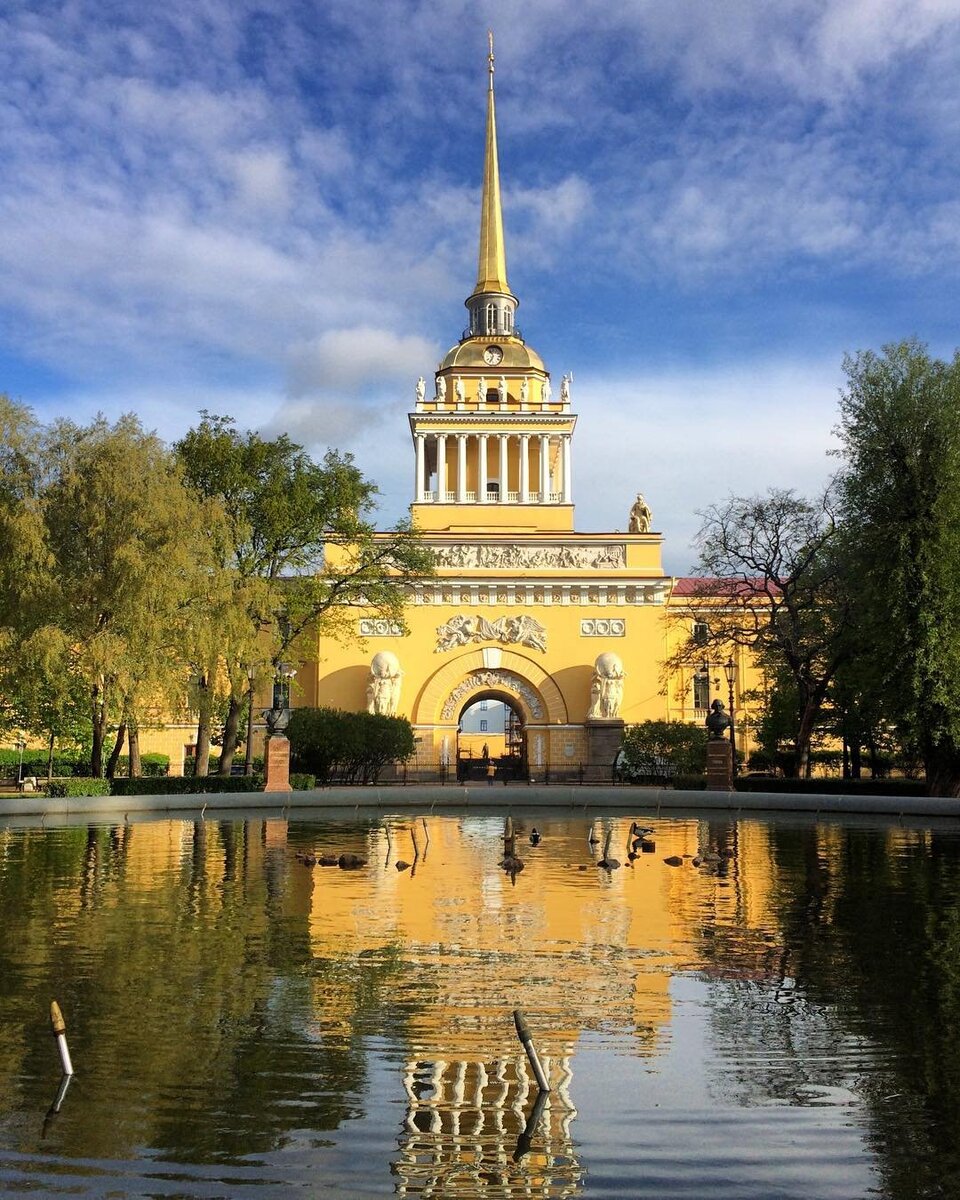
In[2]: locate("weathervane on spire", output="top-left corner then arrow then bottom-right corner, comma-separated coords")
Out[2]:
488,30 -> 495,87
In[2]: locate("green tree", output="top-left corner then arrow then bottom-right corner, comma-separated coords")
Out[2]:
38,415 -> 217,776
668,488 -> 849,777
175,414 -> 433,774
836,339 -> 960,795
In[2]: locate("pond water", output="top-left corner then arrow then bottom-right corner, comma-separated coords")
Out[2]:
1,808 -> 959,1198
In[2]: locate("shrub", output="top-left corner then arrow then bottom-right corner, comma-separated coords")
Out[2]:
183,755 -> 221,777
288,708 -> 415,785
620,721 -> 708,779
46,777 -> 112,798
290,773 -> 316,791
110,776 -> 264,795
672,773 -> 708,790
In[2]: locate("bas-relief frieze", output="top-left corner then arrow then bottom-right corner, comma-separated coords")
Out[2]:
431,543 -> 626,570
441,670 -> 545,720
435,613 -> 547,653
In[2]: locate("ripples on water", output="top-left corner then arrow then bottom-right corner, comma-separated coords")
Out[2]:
0,810 -> 958,1197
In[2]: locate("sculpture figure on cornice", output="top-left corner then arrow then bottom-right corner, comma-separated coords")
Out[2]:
542,376 -> 551,404
586,652 -> 624,720
628,493 -> 652,533
478,375 -> 487,403
519,376 -> 529,406
366,651 -> 402,716
415,376 -> 425,405
498,375 -> 508,406
455,376 -> 465,406
436,373 -> 446,404
560,372 -> 572,403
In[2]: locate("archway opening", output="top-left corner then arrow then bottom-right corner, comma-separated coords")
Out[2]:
457,693 -> 526,782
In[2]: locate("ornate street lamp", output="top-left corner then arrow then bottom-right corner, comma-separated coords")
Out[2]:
15,733 -> 26,786
243,664 -> 257,776
723,656 -> 737,774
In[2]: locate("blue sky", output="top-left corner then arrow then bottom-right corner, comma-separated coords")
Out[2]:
3,0 -> 960,574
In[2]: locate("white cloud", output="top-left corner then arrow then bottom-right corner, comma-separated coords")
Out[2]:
285,328 -> 439,397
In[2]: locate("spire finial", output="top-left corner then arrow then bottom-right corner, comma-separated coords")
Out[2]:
488,29 -> 495,90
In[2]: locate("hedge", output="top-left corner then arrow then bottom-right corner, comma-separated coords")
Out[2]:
0,750 -> 88,778
290,773 -> 316,790
46,777 -> 112,798
110,776 -> 265,795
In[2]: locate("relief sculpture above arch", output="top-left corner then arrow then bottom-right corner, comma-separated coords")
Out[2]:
435,613 -> 547,653
441,670 -> 545,720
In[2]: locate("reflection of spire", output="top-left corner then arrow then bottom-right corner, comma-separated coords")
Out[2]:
473,30 -> 510,297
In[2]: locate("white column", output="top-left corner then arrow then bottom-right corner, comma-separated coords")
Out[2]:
499,434 -> 508,502
478,434 -> 489,501
519,434 -> 530,503
437,434 -> 447,501
539,434 -> 550,501
562,434 -> 572,502
457,434 -> 467,502
414,434 -> 425,501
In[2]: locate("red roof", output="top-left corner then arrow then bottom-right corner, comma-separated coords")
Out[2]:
671,576 -> 778,598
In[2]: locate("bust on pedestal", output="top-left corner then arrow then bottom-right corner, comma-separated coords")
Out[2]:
705,700 -> 733,791
262,705 -> 292,793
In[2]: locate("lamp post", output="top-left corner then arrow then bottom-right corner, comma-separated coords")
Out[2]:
243,665 -> 256,776
15,734 -> 26,786
723,656 -> 737,774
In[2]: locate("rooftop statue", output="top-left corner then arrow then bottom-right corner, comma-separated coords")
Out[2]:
628,493 -> 652,533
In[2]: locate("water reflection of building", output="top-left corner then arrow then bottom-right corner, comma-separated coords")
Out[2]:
394,1055 -> 581,1197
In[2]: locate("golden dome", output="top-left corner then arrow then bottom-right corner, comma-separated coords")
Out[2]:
440,338 -> 545,373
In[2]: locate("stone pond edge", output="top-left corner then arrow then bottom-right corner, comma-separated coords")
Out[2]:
3,785 -> 960,821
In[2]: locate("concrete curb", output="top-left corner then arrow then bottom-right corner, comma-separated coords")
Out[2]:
1,784 -> 959,821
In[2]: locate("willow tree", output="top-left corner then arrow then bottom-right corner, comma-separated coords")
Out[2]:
40,415 -> 217,776
176,414 -> 433,775
836,340 -> 960,796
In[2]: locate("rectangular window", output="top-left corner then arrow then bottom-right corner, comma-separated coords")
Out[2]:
480,700 -> 489,710
693,620 -> 709,645
480,720 -> 488,732
693,672 -> 711,710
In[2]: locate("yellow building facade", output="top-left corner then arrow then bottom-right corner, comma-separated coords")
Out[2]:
305,48 -> 759,780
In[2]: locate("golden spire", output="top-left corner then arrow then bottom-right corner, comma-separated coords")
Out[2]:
472,30 -> 511,297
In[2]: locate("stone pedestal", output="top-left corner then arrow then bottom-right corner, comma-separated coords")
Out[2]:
706,738 -> 733,791
263,735 -> 292,793
584,719 -> 625,783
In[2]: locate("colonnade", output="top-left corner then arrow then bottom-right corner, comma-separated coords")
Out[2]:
414,431 -> 572,504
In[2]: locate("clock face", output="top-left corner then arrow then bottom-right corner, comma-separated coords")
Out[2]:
483,345 -> 503,365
